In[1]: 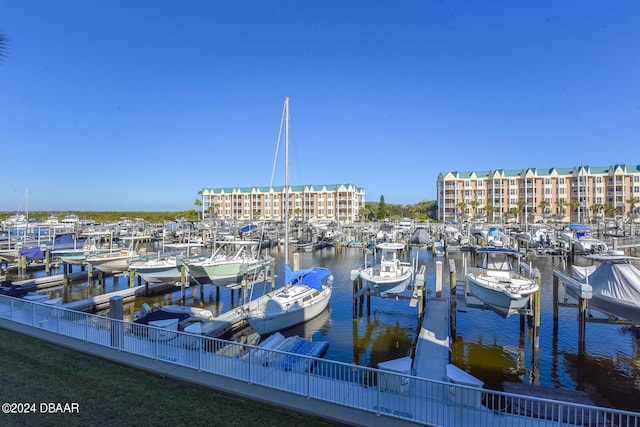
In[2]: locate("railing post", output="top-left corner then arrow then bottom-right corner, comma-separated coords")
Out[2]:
377,371 -> 381,416
306,359 -> 311,398
247,348 -> 252,384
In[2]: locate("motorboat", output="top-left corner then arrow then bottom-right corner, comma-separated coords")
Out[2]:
465,247 -> 539,317
184,243 -> 273,284
558,224 -> 608,254
358,242 -> 414,297
565,250 -> 640,324
128,254 -> 185,283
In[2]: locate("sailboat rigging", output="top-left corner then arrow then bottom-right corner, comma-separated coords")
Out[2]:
244,97 -> 333,335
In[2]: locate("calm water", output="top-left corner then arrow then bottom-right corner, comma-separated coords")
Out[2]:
14,245 -> 640,412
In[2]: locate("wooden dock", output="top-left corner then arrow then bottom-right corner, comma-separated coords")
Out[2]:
202,294 -> 272,337
63,282 -> 178,312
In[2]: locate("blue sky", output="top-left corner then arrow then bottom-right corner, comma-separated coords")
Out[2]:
1,1 -> 638,212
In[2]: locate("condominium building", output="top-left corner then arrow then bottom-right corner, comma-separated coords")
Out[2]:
437,164 -> 640,223
200,183 -> 365,223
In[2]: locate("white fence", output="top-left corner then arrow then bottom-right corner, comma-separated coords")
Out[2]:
0,294 -> 638,426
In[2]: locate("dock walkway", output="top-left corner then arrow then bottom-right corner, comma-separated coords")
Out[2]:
412,297 -> 450,381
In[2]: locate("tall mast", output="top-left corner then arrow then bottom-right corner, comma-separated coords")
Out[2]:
284,97 -> 289,266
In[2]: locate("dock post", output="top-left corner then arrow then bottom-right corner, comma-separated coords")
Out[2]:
18,255 -> 27,276
449,259 -> 457,340
352,277 -> 359,319
181,265 -> 186,286
129,271 -> 135,288
533,275 -> 541,349
242,273 -> 248,305
270,260 -> 276,292
109,295 -> 124,349
181,280 -> 186,301
293,252 -> 300,271
45,248 -> 50,275
553,274 -> 559,332
435,261 -> 442,298
578,295 -> 587,358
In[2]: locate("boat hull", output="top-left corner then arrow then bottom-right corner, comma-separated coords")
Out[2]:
247,285 -> 332,336
359,269 -> 412,297
86,252 -> 138,273
466,275 -> 534,316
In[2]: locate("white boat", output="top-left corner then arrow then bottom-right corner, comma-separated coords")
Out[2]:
85,248 -> 140,273
465,247 -> 539,317
128,254 -> 185,283
566,250 -> 640,324
244,97 -> 333,336
432,239 -> 445,257
185,243 -> 273,284
558,224 -> 608,254
358,242 -> 413,297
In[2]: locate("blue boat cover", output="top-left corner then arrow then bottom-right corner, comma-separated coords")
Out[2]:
567,224 -> 591,231
240,224 -> 258,233
19,233 -> 79,259
284,264 -> 332,291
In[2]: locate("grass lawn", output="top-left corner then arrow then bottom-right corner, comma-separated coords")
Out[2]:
0,328 -> 342,427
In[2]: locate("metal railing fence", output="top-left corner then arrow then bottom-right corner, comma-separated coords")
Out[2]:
1,294 -> 638,426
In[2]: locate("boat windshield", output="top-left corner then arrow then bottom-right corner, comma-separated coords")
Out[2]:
485,253 -> 513,271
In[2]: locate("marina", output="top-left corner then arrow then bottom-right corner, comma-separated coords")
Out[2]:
2,219 -> 640,420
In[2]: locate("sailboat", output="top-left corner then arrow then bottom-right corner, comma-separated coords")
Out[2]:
245,97 -> 334,336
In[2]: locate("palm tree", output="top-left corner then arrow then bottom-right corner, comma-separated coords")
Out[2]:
457,202 -> 467,222
555,198 -> 567,222
538,200 -> 550,221
603,203 -> 617,219
508,207 -> 519,223
590,203 -> 603,221
569,199 -> 581,222
627,197 -> 639,222
194,198 -> 202,220
516,199 -> 526,225
484,205 -> 497,223
470,200 -> 480,219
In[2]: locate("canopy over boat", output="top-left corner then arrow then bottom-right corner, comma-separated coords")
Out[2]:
284,264 -> 332,292
19,233 -> 79,259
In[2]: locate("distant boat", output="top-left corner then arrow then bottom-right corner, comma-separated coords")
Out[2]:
128,254 -> 185,283
244,97 -> 333,336
465,247 -> 539,317
432,239 -> 445,257
85,237 -> 145,273
358,242 -> 413,297
566,250 -> 640,324
409,227 -> 431,247
558,224 -> 608,254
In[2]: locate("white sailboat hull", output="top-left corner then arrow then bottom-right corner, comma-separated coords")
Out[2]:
247,284 -> 332,336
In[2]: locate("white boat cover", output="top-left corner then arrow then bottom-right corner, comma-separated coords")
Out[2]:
579,261 -> 640,304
